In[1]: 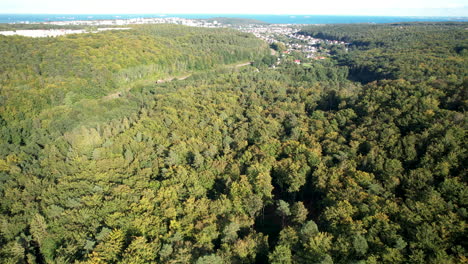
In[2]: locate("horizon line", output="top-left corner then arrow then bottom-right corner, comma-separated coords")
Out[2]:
0,13 -> 468,18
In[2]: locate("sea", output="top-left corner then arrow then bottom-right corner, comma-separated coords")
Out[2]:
0,14 -> 467,24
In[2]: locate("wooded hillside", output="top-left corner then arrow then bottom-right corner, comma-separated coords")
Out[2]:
0,23 -> 466,263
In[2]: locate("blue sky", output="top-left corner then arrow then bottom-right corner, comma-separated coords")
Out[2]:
2,0 -> 467,16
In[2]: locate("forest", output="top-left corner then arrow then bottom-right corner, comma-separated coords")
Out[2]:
0,22 -> 466,264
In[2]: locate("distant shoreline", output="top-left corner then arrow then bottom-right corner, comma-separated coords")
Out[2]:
1,14 -> 467,25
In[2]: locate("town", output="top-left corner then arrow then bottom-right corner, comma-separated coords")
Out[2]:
239,24 -> 347,61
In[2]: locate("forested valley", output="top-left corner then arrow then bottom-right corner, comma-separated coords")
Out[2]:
0,23 -> 466,264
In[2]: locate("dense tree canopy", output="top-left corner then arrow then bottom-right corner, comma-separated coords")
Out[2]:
0,22 -> 466,263
299,23 -> 467,84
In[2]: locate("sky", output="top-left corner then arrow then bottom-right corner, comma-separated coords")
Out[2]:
2,0 -> 468,16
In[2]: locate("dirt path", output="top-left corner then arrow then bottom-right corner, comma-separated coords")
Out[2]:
177,74 -> 192,80
235,62 -> 252,68
104,62 -> 251,100
104,74 -> 192,100
103,88 -> 131,100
